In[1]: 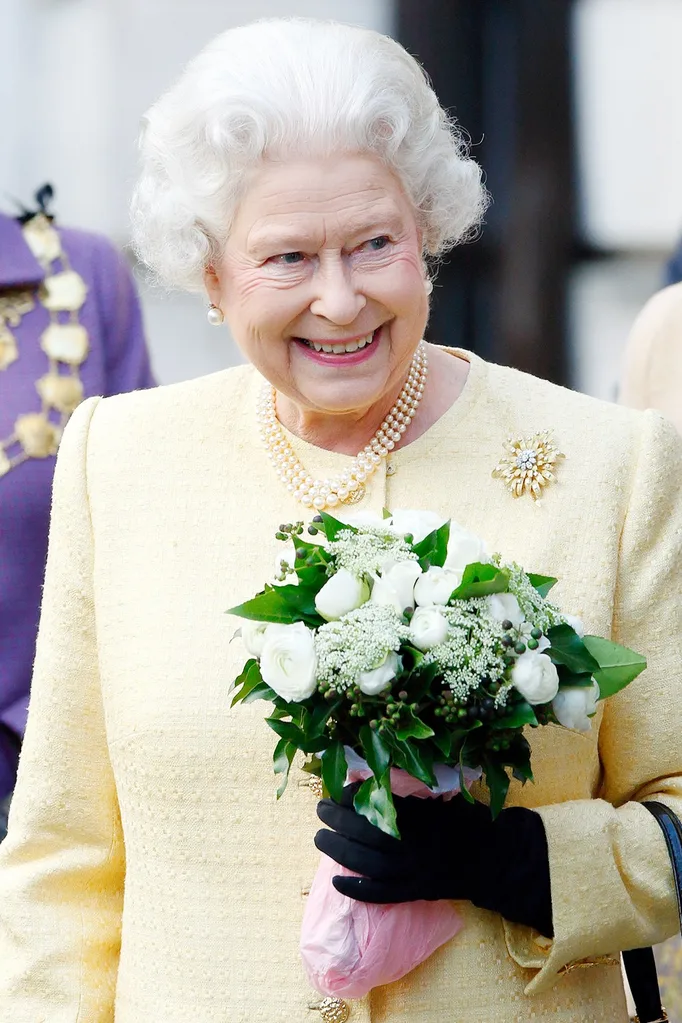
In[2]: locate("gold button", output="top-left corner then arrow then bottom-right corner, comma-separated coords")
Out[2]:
309,996 -> 351,1022
14,413 -> 60,458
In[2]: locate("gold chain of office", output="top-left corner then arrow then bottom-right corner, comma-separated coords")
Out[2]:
0,214 -> 89,478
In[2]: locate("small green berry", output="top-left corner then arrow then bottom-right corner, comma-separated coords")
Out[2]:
514,641 -> 527,655
527,637 -> 539,650
530,627 -> 543,640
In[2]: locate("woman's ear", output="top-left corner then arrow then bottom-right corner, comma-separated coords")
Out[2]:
203,265 -> 223,307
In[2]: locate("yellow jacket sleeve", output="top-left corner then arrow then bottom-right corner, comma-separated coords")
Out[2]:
0,397 -> 124,1021
505,410 -> 682,994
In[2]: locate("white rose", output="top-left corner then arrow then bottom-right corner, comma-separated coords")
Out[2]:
410,606 -> 449,651
260,622 -> 317,702
371,560 -> 423,614
333,509 -> 387,529
552,680 -> 600,732
563,613 -> 586,638
241,619 -> 270,658
358,650 -> 401,695
413,566 -> 462,607
486,593 -> 524,629
444,523 -> 489,576
511,651 -> 560,705
388,509 -> 446,544
315,568 -> 370,621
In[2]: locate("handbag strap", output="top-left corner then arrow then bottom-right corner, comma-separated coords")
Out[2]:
622,800 -> 682,1023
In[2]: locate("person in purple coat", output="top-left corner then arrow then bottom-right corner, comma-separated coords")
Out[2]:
0,197 -> 155,835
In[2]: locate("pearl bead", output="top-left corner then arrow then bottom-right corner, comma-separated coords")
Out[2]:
207,304 -> 224,326
258,341 -> 428,509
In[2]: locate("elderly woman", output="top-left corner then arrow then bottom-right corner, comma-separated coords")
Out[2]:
0,18 -> 680,1023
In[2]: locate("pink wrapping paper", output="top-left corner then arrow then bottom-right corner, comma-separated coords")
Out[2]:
300,756 -> 481,999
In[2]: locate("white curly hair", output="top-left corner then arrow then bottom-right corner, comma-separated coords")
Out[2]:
131,18 -> 489,291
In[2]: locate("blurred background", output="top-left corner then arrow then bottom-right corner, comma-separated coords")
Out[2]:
2,0 -> 682,396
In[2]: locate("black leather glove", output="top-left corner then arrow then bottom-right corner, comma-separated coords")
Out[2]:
315,784 -> 553,938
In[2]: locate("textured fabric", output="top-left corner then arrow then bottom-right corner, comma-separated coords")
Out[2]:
0,349 -> 681,1022
0,212 -> 155,798
619,281 -> 682,434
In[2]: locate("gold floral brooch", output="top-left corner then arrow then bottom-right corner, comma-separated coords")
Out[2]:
492,431 -> 565,500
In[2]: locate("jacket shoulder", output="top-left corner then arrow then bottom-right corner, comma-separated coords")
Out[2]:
87,364 -> 258,456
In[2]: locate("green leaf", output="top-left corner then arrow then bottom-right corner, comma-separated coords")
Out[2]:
412,522 -> 451,570
546,623 -> 600,674
321,741 -> 348,803
458,731 -> 482,803
388,735 -> 437,787
450,563 -> 510,600
582,635 -> 647,698
265,717 -> 328,754
556,667 -> 595,688
527,573 -> 558,598
231,660 -> 268,706
319,511 -> 357,541
490,700 -> 537,729
307,697 -> 343,738
227,584 -> 324,628
432,725 -> 453,758
273,739 -> 297,799
240,681 -> 278,705
359,725 -> 391,781
353,775 -> 399,838
394,708 -> 435,741
266,717 -> 305,745
300,755 -> 322,777
483,756 -> 510,819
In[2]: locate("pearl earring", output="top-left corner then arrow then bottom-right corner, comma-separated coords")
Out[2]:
207,303 -> 224,326
424,279 -> 433,295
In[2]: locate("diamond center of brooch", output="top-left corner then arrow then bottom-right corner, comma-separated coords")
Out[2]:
516,448 -> 538,471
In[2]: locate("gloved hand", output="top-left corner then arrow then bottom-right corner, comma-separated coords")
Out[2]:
315,784 -> 553,938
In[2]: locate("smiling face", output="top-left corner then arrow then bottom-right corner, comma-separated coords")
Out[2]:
205,153 -> 429,427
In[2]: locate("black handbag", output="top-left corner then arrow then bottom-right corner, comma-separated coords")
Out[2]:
622,801 -> 682,1023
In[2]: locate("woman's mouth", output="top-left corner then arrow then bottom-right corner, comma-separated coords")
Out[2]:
293,327 -> 382,364
297,330 -> 377,354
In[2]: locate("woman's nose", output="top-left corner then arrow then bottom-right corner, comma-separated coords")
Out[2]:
309,261 -> 366,325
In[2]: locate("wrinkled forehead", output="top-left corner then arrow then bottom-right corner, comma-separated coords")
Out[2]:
229,153 -> 419,254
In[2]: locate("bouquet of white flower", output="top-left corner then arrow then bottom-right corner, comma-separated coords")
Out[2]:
228,509 -> 645,834
228,509 -> 646,998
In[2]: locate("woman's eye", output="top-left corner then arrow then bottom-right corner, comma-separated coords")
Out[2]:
365,236 -> 390,251
272,251 -> 305,265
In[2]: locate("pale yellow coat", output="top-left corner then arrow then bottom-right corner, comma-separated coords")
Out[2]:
620,281 -> 682,432
0,349 -> 681,1023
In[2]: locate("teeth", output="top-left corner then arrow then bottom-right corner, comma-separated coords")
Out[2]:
304,331 -> 375,354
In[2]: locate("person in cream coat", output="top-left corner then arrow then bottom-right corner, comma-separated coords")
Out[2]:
0,19 -> 681,1023
620,282 -> 682,433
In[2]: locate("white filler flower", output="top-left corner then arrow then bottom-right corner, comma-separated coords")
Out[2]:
260,622 -> 317,702
511,650 -> 560,705
358,650 -> 401,695
552,680 -> 600,731
410,606 -> 449,652
315,568 -> 370,621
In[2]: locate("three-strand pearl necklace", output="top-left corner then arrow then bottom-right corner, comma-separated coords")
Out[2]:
257,341 -> 429,510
